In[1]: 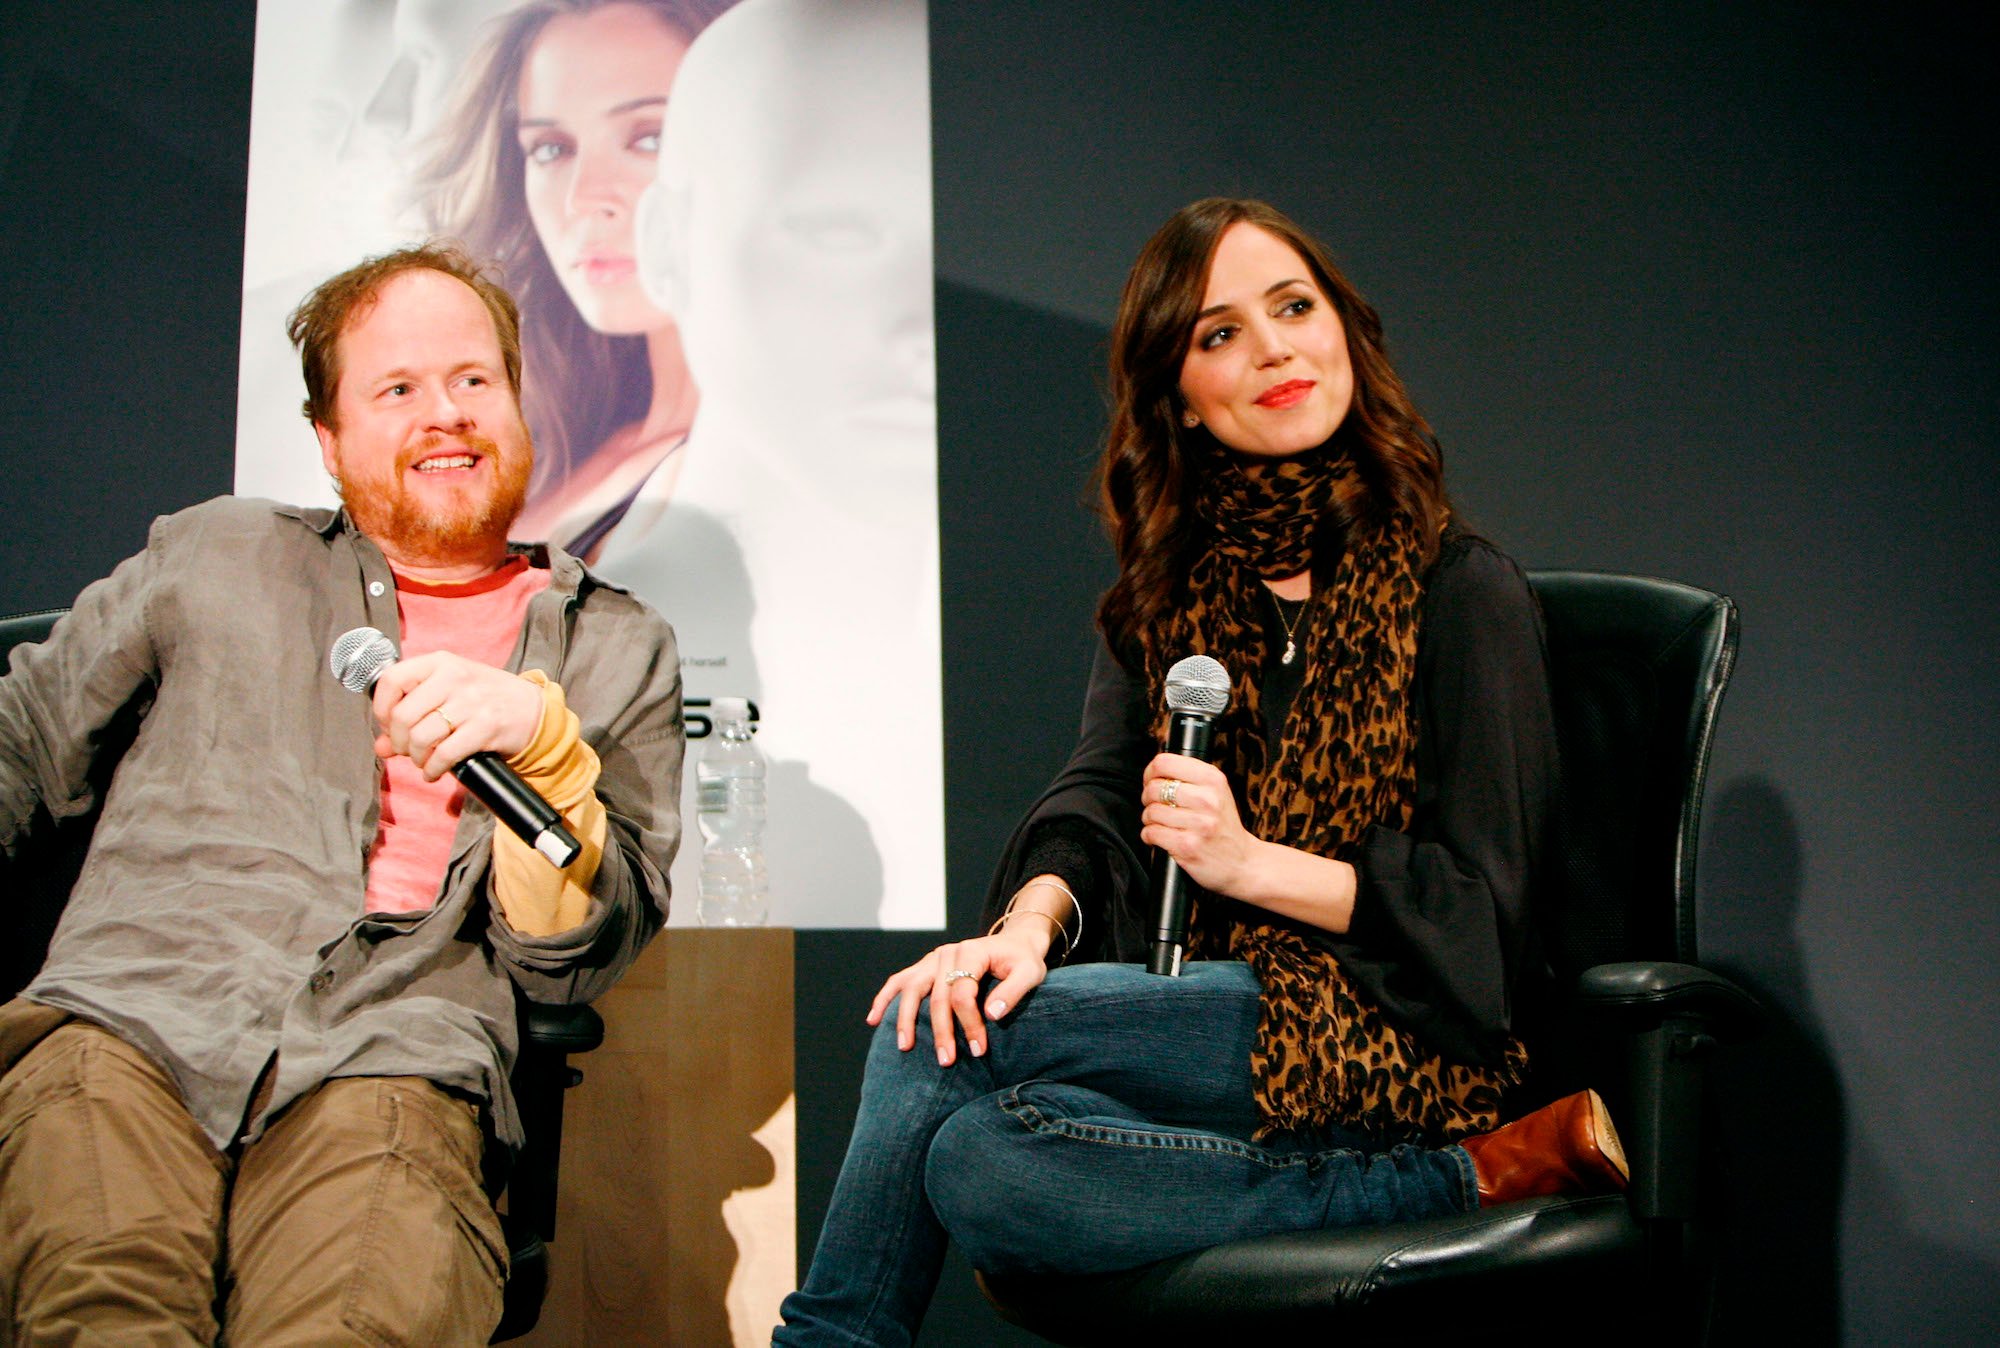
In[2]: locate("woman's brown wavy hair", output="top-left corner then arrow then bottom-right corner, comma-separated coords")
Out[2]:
409,0 -> 729,493
1095,198 -> 1447,665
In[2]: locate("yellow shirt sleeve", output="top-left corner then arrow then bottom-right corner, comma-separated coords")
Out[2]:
491,670 -> 606,937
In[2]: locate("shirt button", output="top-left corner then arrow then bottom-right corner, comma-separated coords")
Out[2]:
309,969 -> 335,994
368,581 -> 386,597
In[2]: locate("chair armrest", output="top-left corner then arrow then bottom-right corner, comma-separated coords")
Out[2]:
1576,961 -> 1763,1042
521,1002 -> 605,1055
1573,962 -> 1761,1223
509,1003 -> 605,1246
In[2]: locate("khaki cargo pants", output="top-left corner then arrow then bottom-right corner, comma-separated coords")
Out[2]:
0,1000 -> 506,1346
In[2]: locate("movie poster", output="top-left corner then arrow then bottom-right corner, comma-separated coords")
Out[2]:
235,0 -> 944,931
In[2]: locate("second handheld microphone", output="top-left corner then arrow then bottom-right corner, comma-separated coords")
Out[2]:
329,627 -> 583,868
1147,654 -> 1231,977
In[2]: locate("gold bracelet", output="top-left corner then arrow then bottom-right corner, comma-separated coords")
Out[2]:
1021,878 -> 1083,955
988,908 -> 1072,962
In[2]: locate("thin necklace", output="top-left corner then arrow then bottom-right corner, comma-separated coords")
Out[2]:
1270,589 -> 1307,665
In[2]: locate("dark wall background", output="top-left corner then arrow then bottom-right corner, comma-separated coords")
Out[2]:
2,3 -> 1993,1343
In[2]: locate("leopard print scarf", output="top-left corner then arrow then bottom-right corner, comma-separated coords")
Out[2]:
1150,443 -> 1527,1143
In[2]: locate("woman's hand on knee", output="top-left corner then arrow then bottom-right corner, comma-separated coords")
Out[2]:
865,932 -> 1049,1066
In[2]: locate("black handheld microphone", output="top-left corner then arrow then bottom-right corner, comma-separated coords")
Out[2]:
1147,654 -> 1231,977
329,627 -> 583,868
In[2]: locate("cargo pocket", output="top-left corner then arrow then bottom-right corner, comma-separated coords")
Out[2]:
339,1081 -> 508,1347
1,1021 -> 225,1336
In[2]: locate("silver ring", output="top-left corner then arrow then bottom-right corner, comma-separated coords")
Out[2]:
943,969 -> 975,985
1161,779 -> 1180,808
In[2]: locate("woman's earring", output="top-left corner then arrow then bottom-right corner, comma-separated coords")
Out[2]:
1181,410 -> 1199,428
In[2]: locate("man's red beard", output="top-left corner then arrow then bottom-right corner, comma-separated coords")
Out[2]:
336,431 -> 534,564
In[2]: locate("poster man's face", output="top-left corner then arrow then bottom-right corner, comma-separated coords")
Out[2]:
315,269 -> 533,564
517,3 -> 689,337
641,0 -> 935,450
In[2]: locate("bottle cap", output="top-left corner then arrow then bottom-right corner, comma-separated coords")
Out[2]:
712,696 -> 751,725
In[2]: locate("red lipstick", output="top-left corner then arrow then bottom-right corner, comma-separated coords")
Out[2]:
1255,379 -> 1315,409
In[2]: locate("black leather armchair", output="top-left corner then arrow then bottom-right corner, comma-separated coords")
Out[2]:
977,571 -> 1764,1344
0,609 -> 600,1344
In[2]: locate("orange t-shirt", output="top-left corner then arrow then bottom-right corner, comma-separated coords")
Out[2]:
362,557 -> 553,915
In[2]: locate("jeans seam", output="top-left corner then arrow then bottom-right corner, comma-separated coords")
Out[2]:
855,1051 -> 964,1337
1450,1141 -> 1478,1210
999,1093 -> 1327,1172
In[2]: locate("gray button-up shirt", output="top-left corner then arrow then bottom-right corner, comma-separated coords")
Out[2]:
0,498 -> 684,1151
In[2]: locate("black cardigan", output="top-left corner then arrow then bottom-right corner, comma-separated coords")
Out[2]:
982,531 -> 1557,1067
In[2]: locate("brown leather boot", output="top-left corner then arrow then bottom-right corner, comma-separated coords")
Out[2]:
1460,1089 -> 1630,1206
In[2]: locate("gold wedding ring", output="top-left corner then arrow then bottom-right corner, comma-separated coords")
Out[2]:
1162,779 -> 1180,807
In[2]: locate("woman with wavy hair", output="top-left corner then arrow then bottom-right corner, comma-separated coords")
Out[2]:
416,0 -> 730,556
776,198 -> 1630,1344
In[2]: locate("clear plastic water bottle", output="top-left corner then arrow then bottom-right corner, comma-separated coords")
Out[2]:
696,697 -> 769,926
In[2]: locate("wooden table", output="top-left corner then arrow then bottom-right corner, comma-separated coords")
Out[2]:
516,927 -> 796,1346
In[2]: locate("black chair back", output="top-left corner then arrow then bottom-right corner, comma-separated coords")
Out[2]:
1530,571 -> 1737,979
0,609 -> 113,999
0,610 -> 65,661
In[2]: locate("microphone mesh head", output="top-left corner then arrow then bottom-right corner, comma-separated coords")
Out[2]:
329,626 -> 399,694
1164,654 -> 1231,715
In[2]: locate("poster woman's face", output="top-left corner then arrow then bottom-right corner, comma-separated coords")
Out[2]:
517,3 -> 689,336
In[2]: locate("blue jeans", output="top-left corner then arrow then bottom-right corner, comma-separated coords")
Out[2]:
775,962 -> 1477,1347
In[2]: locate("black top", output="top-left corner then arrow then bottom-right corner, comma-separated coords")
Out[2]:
984,530 -> 1557,1066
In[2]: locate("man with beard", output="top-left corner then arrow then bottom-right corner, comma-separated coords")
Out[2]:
0,243 -> 682,1343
